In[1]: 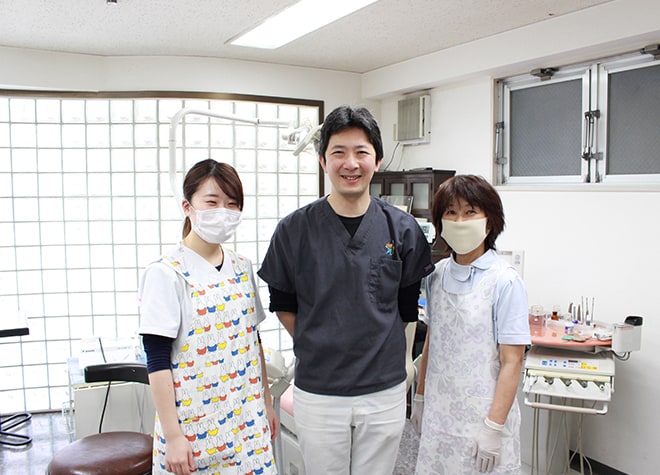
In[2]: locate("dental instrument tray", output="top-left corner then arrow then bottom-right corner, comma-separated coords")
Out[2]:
523,345 -> 615,414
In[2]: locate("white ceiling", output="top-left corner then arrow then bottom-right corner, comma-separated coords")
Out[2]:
0,0 -> 610,74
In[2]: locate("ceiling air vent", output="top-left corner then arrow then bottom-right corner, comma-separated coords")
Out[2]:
397,94 -> 431,144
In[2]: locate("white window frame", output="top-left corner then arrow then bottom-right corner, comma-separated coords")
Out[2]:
496,48 -> 660,186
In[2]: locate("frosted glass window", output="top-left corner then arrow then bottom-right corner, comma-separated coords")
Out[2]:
14,222 -> 41,246
509,80 -> 582,177
11,124 -> 36,147
37,150 -> 63,172
13,197 -> 39,221
257,197 -> 278,219
67,269 -> 92,293
40,223 -> 65,246
40,246 -> 66,269
278,197 -> 299,217
0,93 -> 320,412
87,149 -> 111,172
37,124 -> 62,147
235,149 -> 256,172
607,63 -> 660,175
236,125 -> 256,148
279,153 -> 298,173
87,174 -> 112,196
111,149 -> 135,172
257,173 -> 277,195
63,198 -> 89,220
135,100 -> 157,122
43,270 -> 68,292
90,245 -> 114,267
279,174 -> 298,195
62,124 -> 86,148
15,247 -> 41,269
10,99 -> 35,122
185,124 -> 209,147
66,251 -> 91,271
111,124 -> 134,147
62,149 -> 87,172
135,124 -> 157,147
111,100 -> 134,123
235,219 -> 257,241
210,124 -> 233,147
112,174 -> 135,196
87,124 -> 110,148
0,124 -> 10,146
258,126 -> 278,149
36,100 -> 61,123
62,174 -> 88,196
86,101 -> 109,123
88,197 -> 112,220
257,150 -> 278,173
61,101 -> 85,123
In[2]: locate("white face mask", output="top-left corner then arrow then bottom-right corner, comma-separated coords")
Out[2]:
191,207 -> 242,244
440,217 -> 488,255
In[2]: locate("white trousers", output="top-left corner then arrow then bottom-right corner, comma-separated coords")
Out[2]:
292,382 -> 406,475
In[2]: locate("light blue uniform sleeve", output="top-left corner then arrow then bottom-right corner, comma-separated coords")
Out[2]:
493,269 -> 531,345
420,265 -> 441,327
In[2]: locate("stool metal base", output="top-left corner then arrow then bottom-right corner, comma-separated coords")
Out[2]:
0,412 -> 32,447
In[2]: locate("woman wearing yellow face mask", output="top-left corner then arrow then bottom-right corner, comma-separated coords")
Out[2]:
412,175 -> 530,474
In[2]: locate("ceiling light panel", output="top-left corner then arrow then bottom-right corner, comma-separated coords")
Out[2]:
230,0 -> 378,49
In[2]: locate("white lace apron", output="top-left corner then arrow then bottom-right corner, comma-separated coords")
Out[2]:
416,259 -> 521,475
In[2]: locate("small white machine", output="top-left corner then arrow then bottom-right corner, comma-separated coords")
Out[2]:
523,346 -> 615,415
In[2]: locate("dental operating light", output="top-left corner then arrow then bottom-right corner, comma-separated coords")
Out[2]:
229,0 -> 379,49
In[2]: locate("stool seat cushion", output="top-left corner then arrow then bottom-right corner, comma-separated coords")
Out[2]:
47,431 -> 153,475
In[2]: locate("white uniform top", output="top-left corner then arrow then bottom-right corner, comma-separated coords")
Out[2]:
138,244 -> 266,353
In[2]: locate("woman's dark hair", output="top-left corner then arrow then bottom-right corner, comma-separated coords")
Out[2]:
318,105 -> 383,163
431,175 -> 505,251
181,159 -> 244,239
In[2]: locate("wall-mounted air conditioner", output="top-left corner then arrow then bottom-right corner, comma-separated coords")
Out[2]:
396,94 -> 431,144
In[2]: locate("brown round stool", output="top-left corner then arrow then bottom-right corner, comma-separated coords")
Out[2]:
47,431 -> 153,475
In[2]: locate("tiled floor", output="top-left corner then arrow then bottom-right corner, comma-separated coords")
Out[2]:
1,412 -> 590,475
0,411 -> 71,475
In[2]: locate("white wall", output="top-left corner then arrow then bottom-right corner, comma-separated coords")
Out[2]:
0,46 -> 370,117
366,0 -> 660,473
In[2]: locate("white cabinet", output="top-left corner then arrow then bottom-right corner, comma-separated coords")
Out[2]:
73,380 -> 155,439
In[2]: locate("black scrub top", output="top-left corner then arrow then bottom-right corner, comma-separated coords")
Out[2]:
258,196 -> 434,396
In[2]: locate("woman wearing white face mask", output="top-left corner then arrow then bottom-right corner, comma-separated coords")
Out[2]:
138,159 -> 277,475
412,175 -> 530,475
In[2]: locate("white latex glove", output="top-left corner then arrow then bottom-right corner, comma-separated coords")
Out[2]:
472,418 -> 503,473
410,394 -> 424,435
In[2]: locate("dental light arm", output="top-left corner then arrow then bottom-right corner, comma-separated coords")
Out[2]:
292,124 -> 322,156
168,108 -> 290,212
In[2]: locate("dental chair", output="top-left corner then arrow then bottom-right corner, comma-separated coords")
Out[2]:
47,363 -> 153,475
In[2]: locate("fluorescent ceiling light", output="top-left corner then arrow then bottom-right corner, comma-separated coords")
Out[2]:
229,0 -> 379,49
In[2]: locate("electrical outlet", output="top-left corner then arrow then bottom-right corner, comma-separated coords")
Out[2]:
511,250 -> 524,277
496,250 -> 524,277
